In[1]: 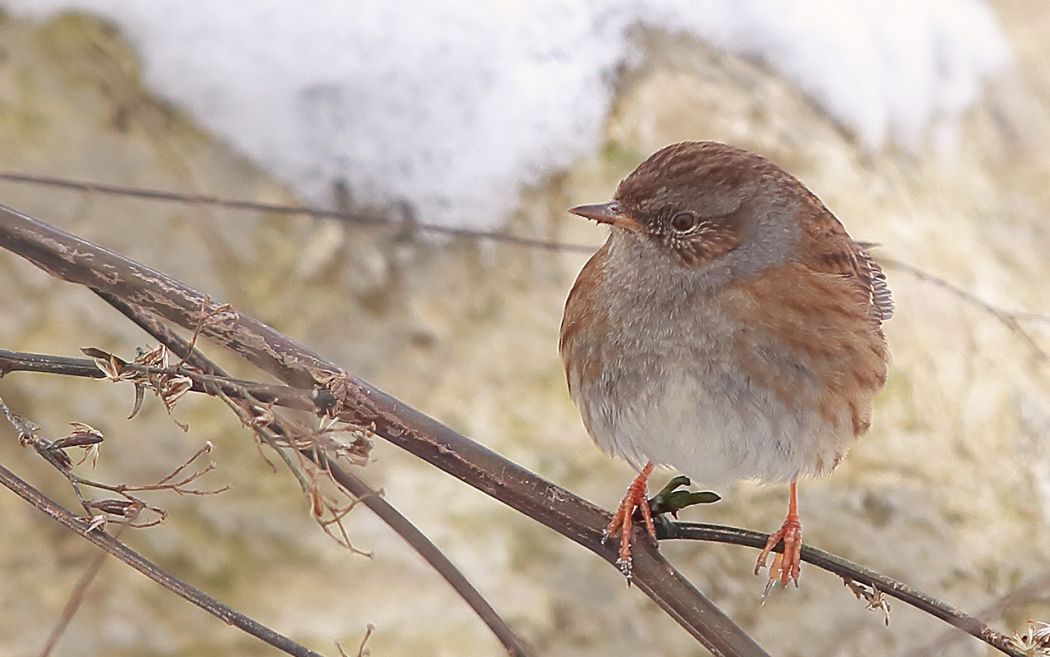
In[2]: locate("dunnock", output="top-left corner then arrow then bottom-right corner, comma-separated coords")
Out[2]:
559,141 -> 892,586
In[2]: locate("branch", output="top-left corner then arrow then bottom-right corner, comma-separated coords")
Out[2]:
902,569 -> 1050,657
879,256 -> 1048,360
38,516 -> 133,657
0,348 -> 322,414
0,461 -> 327,657
0,171 -> 589,253
89,291 -> 534,657
658,522 -> 1023,657
0,203 -> 768,656
1,351 -> 531,650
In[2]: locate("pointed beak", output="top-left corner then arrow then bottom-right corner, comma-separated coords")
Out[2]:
569,201 -> 641,232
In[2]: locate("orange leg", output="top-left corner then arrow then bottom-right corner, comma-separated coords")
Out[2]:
604,462 -> 657,580
754,481 -> 803,589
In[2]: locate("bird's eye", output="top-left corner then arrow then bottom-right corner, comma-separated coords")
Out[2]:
669,211 -> 698,233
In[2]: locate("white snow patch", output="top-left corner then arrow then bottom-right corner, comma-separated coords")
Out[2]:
3,0 -> 1011,229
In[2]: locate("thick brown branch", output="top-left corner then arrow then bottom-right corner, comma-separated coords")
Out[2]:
0,203 -> 768,656
0,461 -> 326,657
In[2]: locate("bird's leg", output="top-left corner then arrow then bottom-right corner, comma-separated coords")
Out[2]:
754,481 -> 803,589
604,461 -> 657,580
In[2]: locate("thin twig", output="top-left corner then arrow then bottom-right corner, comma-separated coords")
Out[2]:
658,522 -> 1023,657
879,256 -> 1049,359
0,462 -> 327,657
5,346 -> 1036,656
0,348 -> 322,413
0,171 -> 591,253
4,350 -> 1028,655
37,510 -> 137,657
78,295 -> 535,657
9,344 -> 1032,655
0,394 -> 226,527
902,569 -> 1050,657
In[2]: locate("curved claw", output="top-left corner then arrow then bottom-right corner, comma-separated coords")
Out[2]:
755,516 -> 802,589
606,463 -> 656,581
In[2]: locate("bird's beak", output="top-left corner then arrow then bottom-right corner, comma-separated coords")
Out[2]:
569,201 -> 641,232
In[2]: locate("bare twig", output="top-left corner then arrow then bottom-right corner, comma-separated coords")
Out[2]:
38,510 -> 136,657
0,348 -> 322,413
0,461 -> 327,657
903,569 -> 1050,657
0,171 -> 590,253
91,295 -> 534,657
879,256 -> 1049,360
0,395 -> 226,528
19,288 -> 532,655
3,342 -> 529,649
336,624 -> 375,657
0,203 -> 767,657
658,522 -> 1023,657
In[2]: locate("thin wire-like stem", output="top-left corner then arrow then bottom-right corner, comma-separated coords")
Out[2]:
0,462 -> 326,657
879,256 -> 1048,359
0,171 -> 591,253
90,291 -> 534,657
37,520 -> 132,657
659,522 -> 1022,657
901,569 -> 1050,657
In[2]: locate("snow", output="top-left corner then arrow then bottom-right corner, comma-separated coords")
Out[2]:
2,0 -> 1011,229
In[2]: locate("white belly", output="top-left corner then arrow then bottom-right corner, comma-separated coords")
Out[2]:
575,354 -> 846,486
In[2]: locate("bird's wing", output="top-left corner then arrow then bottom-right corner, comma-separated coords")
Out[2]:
797,199 -> 894,326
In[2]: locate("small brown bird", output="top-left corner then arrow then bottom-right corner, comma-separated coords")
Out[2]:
559,141 -> 892,586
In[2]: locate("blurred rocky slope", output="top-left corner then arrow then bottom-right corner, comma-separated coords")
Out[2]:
0,5 -> 1049,657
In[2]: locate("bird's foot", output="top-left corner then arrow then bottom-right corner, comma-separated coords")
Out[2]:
603,463 -> 656,582
754,513 -> 802,594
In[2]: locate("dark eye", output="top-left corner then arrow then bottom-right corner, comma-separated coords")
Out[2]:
669,211 -> 697,233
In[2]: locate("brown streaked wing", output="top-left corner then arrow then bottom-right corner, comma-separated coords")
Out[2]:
797,197 -> 894,327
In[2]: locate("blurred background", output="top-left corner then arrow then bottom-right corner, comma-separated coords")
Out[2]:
0,1 -> 1048,656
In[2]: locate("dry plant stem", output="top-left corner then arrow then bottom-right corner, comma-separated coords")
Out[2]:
660,522 -> 1023,657
879,256 -> 1048,360
0,204 -> 769,657
38,518 -> 132,657
902,569 -> 1050,657
0,462 -> 326,657
0,347 -> 1031,655
315,450 -> 535,657
0,349 -> 319,413
85,292 -> 534,657
0,171 -> 589,253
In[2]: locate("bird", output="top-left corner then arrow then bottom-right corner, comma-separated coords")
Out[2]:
559,141 -> 892,587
